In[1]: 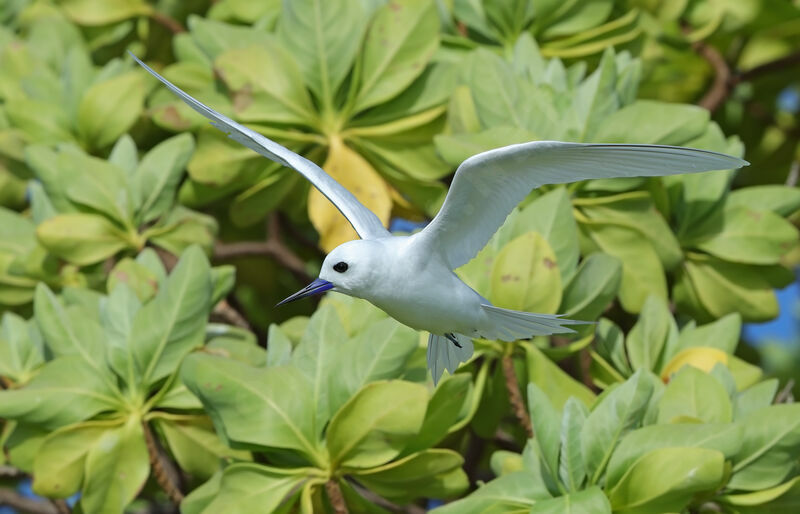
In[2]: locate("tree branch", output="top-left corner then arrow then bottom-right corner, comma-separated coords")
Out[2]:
501,355 -> 533,438
775,378 -> 796,404
692,39 -> 731,112
212,299 -> 251,330
737,50 -> 800,82
149,12 -> 185,34
0,488 -> 59,514
325,480 -> 348,514
214,214 -> 311,283
142,422 -> 184,505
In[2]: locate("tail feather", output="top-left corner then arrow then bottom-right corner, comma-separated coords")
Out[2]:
481,304 -> 593,341
427,333 -> 474,386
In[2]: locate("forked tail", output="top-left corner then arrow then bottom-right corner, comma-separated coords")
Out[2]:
480,304 -> 593,341
427,333 -> 474,386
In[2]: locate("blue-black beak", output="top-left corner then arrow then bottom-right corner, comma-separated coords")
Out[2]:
276,278 -> 334,306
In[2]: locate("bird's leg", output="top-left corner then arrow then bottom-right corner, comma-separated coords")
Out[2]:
444,333 -> 462,348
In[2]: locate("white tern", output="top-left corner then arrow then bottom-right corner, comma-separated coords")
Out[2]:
131,53 -> 748,385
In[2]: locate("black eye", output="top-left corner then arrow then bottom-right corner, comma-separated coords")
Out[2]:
333,262 -> 348,273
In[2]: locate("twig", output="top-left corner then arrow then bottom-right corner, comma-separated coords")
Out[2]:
214,214 -> 311,283
501,355 -> 533,438
346,480 -> 426,514
149,12 -> 185,34
325,480 -> 348,514
212,299 -> 251,330
692,39 -> 731,112
737,51 -> 800,82
142,422 -> 184,505
0,488 -> 59,514
774,378 -> 796,404
51,499 -> 70,514
0,465 -> 22,478
786,161 -> 799,187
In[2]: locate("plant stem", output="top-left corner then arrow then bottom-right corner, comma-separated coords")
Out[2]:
501,355 -> 533,438
0,488 -> 60,514
212,299 -> 251,330
142,421 -> 184,505
325,480 -> 348,514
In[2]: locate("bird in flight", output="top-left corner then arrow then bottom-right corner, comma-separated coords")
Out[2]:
131,53 -> 748,385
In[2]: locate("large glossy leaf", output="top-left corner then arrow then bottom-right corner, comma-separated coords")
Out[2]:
155,416 -> 248,479
354,0 -> 439,112
734,379 -> 778,420
559,397 -> 589,492
490,232 -> 562,314
327,380 -> 427,469
431,470 -> 549,513
569,48 -> 618,141
581,370 -> 653,484
77,71 -> 144,149
559,253 -> 621,320
673,313 -> 741,356
181,354 -> 320,462
403,373 -> 473,454
214,44 -> 316,124
278,0 -> 367,106
353,449 -> 467,502
605,423 -> 743,489
0,312 -> 44,384
607,447 -> 724,514
0,356 -> 120,430
529,486 -> 611,513
36,213 -> 130,266
134,133 -> 194,224
625,295 -> 675,372
727,185 -> 800,216
518,188 -> 580,281
657,366 -> 732,423
729,403 -> 800,491
80,416 -> 150,514
526,343 -> 596,409
527,382 -> 561,484
720,476 -> 800,513
196,464 -> 311,513
129,246 -> 211,386
32,420 -> 118,498
594,100 -> 709,144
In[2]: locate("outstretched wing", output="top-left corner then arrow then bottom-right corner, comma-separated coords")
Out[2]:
130,52 -> 389,240
415,141 -> 748,269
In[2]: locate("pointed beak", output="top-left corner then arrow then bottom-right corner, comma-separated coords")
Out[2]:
276,278 -> 334,306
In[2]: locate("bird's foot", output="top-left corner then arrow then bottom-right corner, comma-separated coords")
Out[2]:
444,333 -> 462,348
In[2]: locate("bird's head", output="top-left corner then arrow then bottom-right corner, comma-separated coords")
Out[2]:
277,239 -> 381,305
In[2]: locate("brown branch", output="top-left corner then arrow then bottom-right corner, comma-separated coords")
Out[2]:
501,355 -> 533,438
149,12 -> 185,34
0,465 -> 22,478
212,299 -> 251,330
692,39 -> 731,112
0,488 -> 59,514
786,161 -> 799,187
142,422 -> 184,505
737,50 -> 800,82
325,480 -> 348,514
51,500 -> 70,514
346,480 -> 426,514
775,378 -> 796,404
214,214 -> 311,283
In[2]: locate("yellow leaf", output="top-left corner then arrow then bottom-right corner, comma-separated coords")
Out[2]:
661,347 -> 728,382
309,138 -> 391,252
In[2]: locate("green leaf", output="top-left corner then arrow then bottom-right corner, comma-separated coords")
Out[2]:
490,232 -> 562,314
734,379 -> 778,420
32,420 -> 117,498
134,133 -> 194,224
431,471 -> 547,513
214,44 -> 316,124
0,356 -> 120,429
156,416 -> 248,479
199,463 -> 311,513
130,246 -> 211,386
579,222 -> 666,313
60,0 -> 153,24
560,253 -> 621,320
607,447 -> 725,514
108,134 -> 138,175
674,313 -> 741,356
278,0 -> 367,107
526,343 -> 596,409
353,0 -> 439,112
518,188 -> 580,281
80,416 -> 149,514
0,207 -> 36,255
403,374 -> 473,454
77,71 -> 144,149
36,213 -> 130,266
594,100 -> 709,144
581,370 -> 653,484
625,295 -> 674,372
102,283 -> 141,387
107,258 -> 159,302
0,312 -> 44,384
61,150 -> 133,226
181,355 -> 320,461
265,324 -> 293,367
327,380 -> 427,469
720,476 -> 800,513
6,99 -> 74,144
727,185 -> 800,217
434,125 -> 537,165
691,206 -> 798,265
187,16 -> 272,59
529,486 -> 611,513
353,449 -> 467,502
729,403 -> 800,491
605,423 -> 743,489
148,207 -> 217,256
527,382 -> 561,484
570,48 -> 618,141
657,366 -> 732,423
559,397 -> 589,492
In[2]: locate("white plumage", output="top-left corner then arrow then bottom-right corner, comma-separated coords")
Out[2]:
132,53 -> 748,385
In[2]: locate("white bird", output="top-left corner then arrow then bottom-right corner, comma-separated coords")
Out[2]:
131,53 -> 748,385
